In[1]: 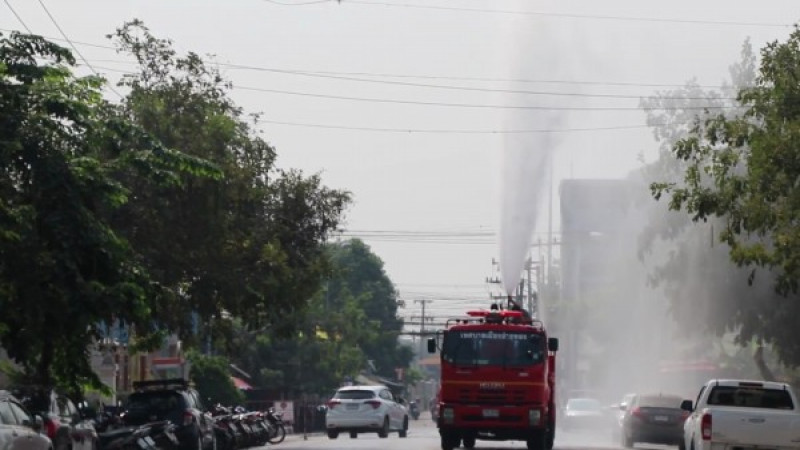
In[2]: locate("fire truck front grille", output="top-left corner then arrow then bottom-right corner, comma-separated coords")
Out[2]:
463,414 -> 522,422
458,388 -> 528,405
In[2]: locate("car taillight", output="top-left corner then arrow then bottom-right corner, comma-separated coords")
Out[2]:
183,410 -> 194,426
326,400 -> 341,409
701,412 -> 712,440
365,400 -> 381,410
631,407 -> 645,419
44,419 -> 58,439
681,410 -> 690,421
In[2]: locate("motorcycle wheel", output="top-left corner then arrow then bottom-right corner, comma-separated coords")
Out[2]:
267,424 -> 286,444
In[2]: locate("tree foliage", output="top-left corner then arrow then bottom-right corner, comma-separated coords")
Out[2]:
188,352 -> 244,406
231,239 -> 412,396
108,21 -> 351,343
0,31 -> 215,391
648,31 -> 800,366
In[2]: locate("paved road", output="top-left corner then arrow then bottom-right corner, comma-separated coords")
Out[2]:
273,418 -> 678,450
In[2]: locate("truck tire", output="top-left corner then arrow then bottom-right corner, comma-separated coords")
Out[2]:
463,435 -> 476,449
327,430 -> 339,439
546,417 -> 555,450
440,431 -> 460,450
526,430 -> 546,450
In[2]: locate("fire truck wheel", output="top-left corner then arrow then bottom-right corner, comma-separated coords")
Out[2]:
440,432 -> 460,450
463,435 -> 476,449
546,423 -> 555,449
378,417 -> 390,438
526,431 -> 546,450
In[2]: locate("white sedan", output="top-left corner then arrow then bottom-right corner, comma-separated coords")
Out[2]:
325,385 -> 409,439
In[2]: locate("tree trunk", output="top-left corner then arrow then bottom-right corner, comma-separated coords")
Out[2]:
754,345 -> 776,381
37,337 -> 54,388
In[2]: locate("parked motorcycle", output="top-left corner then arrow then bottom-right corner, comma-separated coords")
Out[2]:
265,407 -> 286,444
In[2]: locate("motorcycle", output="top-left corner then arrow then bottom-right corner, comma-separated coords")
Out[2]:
265,407 -> 286,444
97,421 -> 178,450
408,401 -> 420,420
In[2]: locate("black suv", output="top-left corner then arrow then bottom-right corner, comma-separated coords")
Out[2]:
122,379 -> 214,450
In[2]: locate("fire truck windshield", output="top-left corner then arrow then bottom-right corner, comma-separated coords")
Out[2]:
441,330 -> 545,367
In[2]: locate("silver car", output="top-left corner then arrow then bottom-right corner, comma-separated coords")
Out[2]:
0,391 -> 52,450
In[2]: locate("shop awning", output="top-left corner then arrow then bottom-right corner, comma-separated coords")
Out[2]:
231,376 -> 253,390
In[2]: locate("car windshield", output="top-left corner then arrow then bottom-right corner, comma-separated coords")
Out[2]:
441,330 -> 545,366
637,395 -> 682,408
707,386 -> 794,409
566,398 -> 602,412
334,390 -> 376,400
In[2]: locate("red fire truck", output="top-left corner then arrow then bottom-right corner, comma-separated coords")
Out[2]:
427,304 -> 558,450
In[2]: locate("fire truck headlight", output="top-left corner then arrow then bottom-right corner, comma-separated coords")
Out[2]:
442,407 -> 455,424
528,409 -> 541,426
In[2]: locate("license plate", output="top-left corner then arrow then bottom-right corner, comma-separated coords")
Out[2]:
653,415 -> 669,422
482,409 -> 499,418
347,404 -> 359,410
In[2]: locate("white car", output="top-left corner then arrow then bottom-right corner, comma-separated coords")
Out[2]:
681,379 -> 800,450
325,385 -> 409,439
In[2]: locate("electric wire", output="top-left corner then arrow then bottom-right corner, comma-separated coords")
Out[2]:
0,28 -> 743,90
35,0 -> 123,99
215,63 -> 738,101
235,85 -> 732,111
3,0 -> 33,34
336,0 -> 789,28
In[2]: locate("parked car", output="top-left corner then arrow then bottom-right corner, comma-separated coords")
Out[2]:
0,390 -> 52,450
9,387 -> 96,450
561,397 -> 605,431
325,385 -> 408,439
121,378 -> 215,450
620,393 -> 687,447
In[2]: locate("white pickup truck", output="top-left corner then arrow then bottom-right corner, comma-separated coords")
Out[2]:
681,379 -> 800,450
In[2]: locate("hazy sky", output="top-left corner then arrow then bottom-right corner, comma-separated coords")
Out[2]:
2,0 -> 796,320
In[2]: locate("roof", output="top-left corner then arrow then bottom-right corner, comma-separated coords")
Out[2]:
337,385 -> 388,392
707,379 -> 791,389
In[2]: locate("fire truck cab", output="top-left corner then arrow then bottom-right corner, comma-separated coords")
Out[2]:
428,307 -> 558,450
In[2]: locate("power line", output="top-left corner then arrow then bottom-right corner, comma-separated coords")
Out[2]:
3,0 -> 33,34
35,0 -> 123,99
264,0 -> 333,4
0,29 -> 742,90
216,63 -> 737,101
338,0 -> 789,28
258,118 -> 667,134
235,84 -> 733,111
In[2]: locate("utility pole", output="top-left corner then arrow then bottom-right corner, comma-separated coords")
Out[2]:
414,299 -> 434,354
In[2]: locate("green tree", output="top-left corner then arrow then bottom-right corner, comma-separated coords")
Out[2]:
649,30 -> 800,367
325,240 -> 413,378
188,352 -> 244,406
230,240 -> 412,396
0,32 -> 216,393
107,21 -> 350,343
